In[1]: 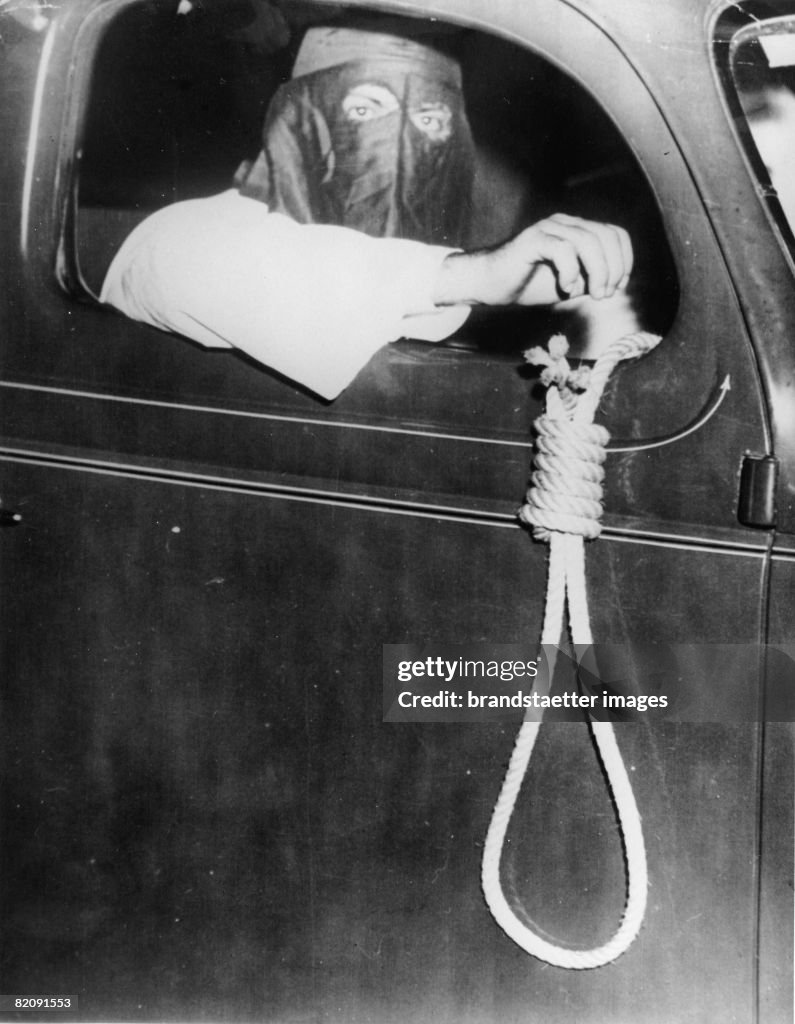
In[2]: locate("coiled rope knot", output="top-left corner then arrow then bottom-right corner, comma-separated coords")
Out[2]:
480,328 -> 662,971
519,411 -> 609,541
519,332 -> 660,543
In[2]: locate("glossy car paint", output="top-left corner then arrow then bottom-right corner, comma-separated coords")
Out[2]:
0,1 -> 792,1021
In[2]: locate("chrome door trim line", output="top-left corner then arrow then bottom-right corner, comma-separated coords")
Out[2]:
0,446 -> 769,555
0,380 -> 534,449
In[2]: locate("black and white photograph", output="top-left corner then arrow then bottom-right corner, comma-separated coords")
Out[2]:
0,0 -> 793,1020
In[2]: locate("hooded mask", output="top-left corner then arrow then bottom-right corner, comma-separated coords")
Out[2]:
236,27 -> 475,246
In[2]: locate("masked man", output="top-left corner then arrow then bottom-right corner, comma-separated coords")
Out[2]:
101,25 -> 633,399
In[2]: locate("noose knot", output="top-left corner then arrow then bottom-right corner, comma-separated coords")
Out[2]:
519,331 -> 660,543
519,414 -> 610,541
520,334 -> 609,542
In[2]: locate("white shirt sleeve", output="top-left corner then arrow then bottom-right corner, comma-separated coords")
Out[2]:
100,190 -> 470,400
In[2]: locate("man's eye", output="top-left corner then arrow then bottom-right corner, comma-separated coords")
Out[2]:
342,86 -> 399,123
410,104 -> 453,141
347,104 -> 377,122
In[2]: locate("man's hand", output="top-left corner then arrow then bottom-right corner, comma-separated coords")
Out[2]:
433,214 -> 633,308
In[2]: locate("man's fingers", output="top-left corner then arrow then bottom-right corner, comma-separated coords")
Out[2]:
533,214 -> 633,299
551,219 -> 613,297
524,230 -> 584,297
433,215 -> 634,309
615,223 -> 634,288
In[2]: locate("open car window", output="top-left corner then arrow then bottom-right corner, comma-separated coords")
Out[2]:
67,0 -> 677,364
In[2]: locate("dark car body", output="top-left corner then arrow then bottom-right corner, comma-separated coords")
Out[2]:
1,0 -> 793,1020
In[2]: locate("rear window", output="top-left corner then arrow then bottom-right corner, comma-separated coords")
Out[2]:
716,4 -> 795,266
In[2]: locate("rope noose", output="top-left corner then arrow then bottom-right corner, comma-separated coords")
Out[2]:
481,330 -> 661,969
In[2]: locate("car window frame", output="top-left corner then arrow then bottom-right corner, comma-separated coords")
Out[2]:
713,3 -> 795,281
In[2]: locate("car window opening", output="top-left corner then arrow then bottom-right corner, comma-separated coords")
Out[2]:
730,18 -> 795,247
72,1 -> 679,373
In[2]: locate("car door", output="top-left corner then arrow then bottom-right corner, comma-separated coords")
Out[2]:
0,0 -> 788,1021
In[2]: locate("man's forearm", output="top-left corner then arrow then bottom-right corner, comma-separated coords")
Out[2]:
432,215 -> 632,309
432,248 -> 555,308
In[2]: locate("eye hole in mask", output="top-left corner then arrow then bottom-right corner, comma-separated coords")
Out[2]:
342,83 -> 453,142
409,103 -> 453,142
342,84 -> 400,122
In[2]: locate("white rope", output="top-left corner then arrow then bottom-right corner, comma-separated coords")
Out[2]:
481,331 -> 660,969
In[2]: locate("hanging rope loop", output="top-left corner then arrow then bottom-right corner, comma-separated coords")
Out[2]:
481,329 -> 661,970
